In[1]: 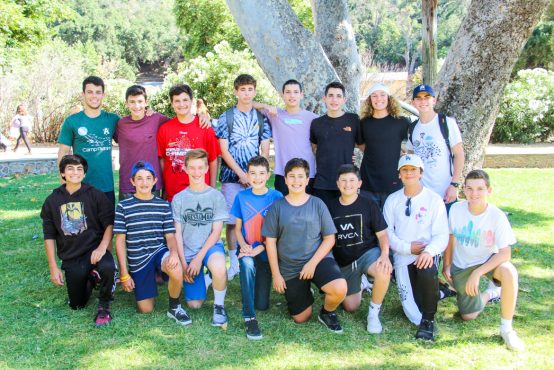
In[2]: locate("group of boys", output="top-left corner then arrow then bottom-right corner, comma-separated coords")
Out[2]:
40,74 -> 523,350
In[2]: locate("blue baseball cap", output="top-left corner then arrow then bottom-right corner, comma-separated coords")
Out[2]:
131,160 -> 156,178
412,84 -> 435,99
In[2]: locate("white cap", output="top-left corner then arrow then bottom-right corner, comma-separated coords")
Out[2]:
397,154 -> 424,170
365,83 -> 390,98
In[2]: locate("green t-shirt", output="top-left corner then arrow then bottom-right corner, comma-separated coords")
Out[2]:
58,110 -> 119,192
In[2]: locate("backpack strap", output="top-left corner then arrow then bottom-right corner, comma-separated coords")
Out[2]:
408,119 -> 417,145
255,109 -> 265,142
226,108 -> 265,143
438,113 -> 453,176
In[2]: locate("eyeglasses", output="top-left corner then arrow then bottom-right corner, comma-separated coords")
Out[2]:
405,197 -> 412,217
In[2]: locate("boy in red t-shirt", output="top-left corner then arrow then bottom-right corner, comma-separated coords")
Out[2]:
157,84 -> 220,201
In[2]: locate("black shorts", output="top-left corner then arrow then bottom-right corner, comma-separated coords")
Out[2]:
284,257 -> 344,316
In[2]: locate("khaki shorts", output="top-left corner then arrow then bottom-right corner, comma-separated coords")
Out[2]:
451,264 -> 499,315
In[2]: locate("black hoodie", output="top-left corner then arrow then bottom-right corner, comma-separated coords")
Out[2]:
40,183 -> 114,261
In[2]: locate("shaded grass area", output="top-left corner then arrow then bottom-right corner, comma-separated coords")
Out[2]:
0,169 -> 553,369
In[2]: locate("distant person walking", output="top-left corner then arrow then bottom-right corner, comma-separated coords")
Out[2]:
11,104 -> 33,154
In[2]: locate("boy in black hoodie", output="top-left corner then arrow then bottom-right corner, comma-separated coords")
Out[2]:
41,154 -> 116,327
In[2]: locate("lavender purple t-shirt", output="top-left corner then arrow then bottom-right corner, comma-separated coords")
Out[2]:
263,108 -> 317,177
115,112 -> 169,193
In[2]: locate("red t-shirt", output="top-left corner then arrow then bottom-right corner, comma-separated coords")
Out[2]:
157,116 -> 220,201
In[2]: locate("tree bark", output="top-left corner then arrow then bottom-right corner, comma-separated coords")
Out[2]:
226,0 -> 340,112
435,0 -> 549,172
312,0 -> 362,111
421,0 -> 438,85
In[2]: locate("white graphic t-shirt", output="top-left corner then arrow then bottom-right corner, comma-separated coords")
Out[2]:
449,201 -> 516,269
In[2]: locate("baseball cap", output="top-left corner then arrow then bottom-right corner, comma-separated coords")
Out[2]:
365,83 -> 390,98
131,160 -> 156,177
397,154 -> 424,170
412,84 -> 435,99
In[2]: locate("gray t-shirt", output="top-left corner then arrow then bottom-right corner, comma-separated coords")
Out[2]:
172,187 -> 228,260
262,196 -> 337,280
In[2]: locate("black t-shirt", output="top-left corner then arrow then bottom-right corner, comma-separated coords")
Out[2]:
359,115 -> 410,193
310,113 -> 361,190
327,192 -> 388,267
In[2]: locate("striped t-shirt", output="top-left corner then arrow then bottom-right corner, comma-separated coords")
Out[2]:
114,196 -> 176,273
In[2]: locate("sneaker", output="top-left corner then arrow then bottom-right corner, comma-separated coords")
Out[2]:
501,330 -> 524,351
486,282 -> 501,304
361,274 -> 373,294
94,308 -> 113,327
318,310 -> 343,334
167,305 -> 192,326
245,319 -> 263,340
212,304 -> 228,327
439,282 -> 457,300
415,319 -> 435,341
89,269 -> 101,289
204,273 -> 212,292
367,314 -> 382,334
227,265 -> 239,281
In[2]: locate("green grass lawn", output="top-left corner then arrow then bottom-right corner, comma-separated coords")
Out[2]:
0,169 -> 553,369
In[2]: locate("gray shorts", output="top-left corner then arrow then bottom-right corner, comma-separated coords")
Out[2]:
451,263 -> 499,315
340,247 -> 381,295
221,182 -> 245,225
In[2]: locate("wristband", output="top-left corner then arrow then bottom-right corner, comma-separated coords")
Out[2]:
120,274 -> 131,282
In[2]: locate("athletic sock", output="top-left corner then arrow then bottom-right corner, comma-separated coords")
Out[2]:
169,295 -> 180,309
321,307 -> 333,315
500,318 -> 513,334
368,302 -> 382,317
213,287 -> 227,306
229,251 -> 239,270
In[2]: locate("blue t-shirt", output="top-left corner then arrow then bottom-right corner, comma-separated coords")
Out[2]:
230,188 -> 283,261
215,107 -> 272,183
113,196 -> 175,273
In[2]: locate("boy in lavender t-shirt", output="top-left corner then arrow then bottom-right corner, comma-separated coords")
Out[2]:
115,85 -> 169,200
254,79 -> 317,195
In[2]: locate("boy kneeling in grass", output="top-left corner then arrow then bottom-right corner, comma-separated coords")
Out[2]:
230,156 -> 283,340
41,154 -> 116,327
443,169 -> 524,351
114,161 -> 189,325
172,149 -> 229,328
262,158 -> 347,333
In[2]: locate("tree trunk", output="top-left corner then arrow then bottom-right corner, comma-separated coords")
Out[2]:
226,0 -> 337,112
312,0 -> 362,111
435,0 -> 549,172
421,0 -> 438,85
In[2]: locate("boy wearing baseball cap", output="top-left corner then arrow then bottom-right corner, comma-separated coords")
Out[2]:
408,84 -> 464,212
114,161 -> 190,325
383,154 -> 449,340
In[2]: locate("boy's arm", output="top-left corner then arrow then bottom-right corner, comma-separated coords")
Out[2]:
442,234 -> 455,284
253,102 -> 278,116
416,201 -> 449,269
187,221 -> 224,277
164,233 -> 181,271
219,138 -> 249,185
115,233 -> 135,292
44,239 -> 64,286
466,247 -> 511,297
209,158 -> 218,187
57,144 -> 72,183
300,234 -> 335,280
375,229 -> 393,274
234,217 -> 250,254
173,221 -> 188,270
260,139 -> 270,159
445,143 -> 465,202
383,201 -> 412,256
91,225 -> 113,265
266,237 -> 286,293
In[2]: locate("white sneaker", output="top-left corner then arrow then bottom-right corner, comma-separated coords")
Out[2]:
361,274 -> 373,294
367,314 -> 382,334
501,330 -> 524,351
227,264 -> 239,281
204,273 -> 212,292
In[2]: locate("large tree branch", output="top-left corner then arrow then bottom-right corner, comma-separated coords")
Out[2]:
435,0 -> 549,172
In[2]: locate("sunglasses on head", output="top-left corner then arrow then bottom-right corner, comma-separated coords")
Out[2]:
405,197 -> 412,217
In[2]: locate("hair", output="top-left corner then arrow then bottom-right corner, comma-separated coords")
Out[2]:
169,84 -> 193,102
282,79 -> 303,93
59,154 -> 88,175
337,164 -> 361,180
132,161 -> 155,179
247,156 -> 270,172
82,76 -> 105,93
234,74 -> 257,90
360,93 -> 402,120
464,169 -> 491,187
125,85 -> 147,101
185,148 -> 208,166
284,158 -> 310,177
324,81 -> 346,96
16,104 -> 26,115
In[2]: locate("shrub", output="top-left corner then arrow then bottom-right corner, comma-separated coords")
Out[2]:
149,41 -> 280,119
491,68 -> 554,143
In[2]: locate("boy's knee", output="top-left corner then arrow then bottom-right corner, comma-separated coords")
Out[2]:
138,306 -> 154,314
461,312 -> 479,321
186,300 -> 203,309
342,300 -> 360,313
497,262 -> 518,282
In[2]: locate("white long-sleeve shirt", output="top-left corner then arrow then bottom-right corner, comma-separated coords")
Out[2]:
383,186 -> 449,268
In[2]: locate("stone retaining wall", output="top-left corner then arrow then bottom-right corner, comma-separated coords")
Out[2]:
0,158 -> 58,177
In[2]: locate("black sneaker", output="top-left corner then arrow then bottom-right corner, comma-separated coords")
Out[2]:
415,319 -> 435,341
245,319 -> 263,340
167,305 -> 192,326
318,310 -> 343,334
439,282 -> 457,300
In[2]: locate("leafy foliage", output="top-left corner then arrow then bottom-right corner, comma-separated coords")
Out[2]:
492,68 -> 554,143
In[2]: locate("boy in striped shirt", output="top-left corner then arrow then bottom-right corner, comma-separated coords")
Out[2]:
114,161 -> 191,325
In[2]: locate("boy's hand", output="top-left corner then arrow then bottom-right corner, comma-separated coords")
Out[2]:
187,256 -> 202,277
266,105 -> 278,116
414,252 -> 433,269
444,185 -> 458,203
238,172 -> 250,186
442,264 -> 453,284
410,241 -> 426,255
145,108 -> 154,117
121,277 -> 135,292
165,252 -> 180,271
273,273 -> 287,293
465,270 -> 481,296
376,253 -> 393,275
299,260 -> 317,280
90,246 -> 106,265
49,266 -> 64,286
198,113 -> 211,129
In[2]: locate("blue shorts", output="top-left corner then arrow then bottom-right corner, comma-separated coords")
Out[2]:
184,242 -> 226,301
130,247 -> 169,301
